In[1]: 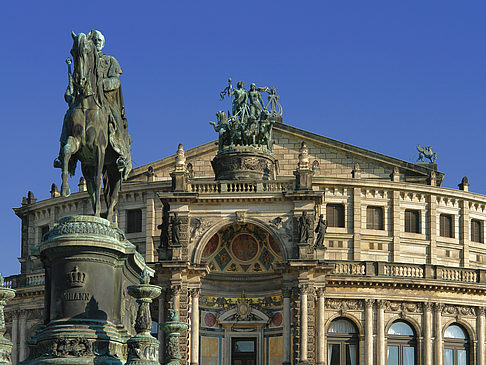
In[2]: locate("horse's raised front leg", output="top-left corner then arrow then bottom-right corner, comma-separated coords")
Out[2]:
60,136 -> 80,197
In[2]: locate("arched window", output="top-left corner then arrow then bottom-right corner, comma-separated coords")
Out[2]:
327,318 -> 359,365
387,320 -> 416,365
444,324 -> 469,365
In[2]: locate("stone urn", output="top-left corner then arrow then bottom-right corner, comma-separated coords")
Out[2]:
160,310 -> 188,365
126,270 -> 162,365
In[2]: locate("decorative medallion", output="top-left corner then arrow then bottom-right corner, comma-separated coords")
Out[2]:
271,312 -> 283,327
231,234 -> 258,262
204,312 -> 217,327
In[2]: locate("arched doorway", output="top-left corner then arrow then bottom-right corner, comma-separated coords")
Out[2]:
198,222 -> 284,365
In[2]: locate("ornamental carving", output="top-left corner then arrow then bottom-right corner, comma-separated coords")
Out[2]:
385,301 -> 422,314
325,299 -> 363,311
42,216 -> 126,242
190,218 -> 215,243
442,305 -> 475,317
52,337 -> 92,357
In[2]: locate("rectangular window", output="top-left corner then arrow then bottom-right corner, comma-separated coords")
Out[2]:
40,225 -> 49,241
440,214 -> 454,238
404,210 -> 420,233
471,219 -> 482,243
366,206 -> 384,230
326,204 -> 345,228
126,209 -> 143,233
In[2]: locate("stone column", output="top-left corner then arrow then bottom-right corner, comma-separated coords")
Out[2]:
299,285 -> 309,363
190,288 -> 200,365
283,287 -> 292,365
11,311 -> 18,365
424,303 -> 433,365
316,288 -> 325,365
376,300 -> 385,365
434,303 -> 443,365
158,290 -> 166,364
19,310 -> 27,362
478,307 -> 485,365
364,299 -> 374,365
170,285 -> 182,312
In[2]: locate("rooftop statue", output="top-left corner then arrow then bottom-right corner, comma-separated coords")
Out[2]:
54,30 -> 132,221
212,78 -> 281,153
416,144 -> 437,163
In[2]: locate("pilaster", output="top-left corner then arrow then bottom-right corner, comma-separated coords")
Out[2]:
392,191 -> 401,262
478,307 -> 485,365
364,299 -> 374,365
460,199 -> 470,267
423,302 -> 432,365
434,303 -> 443,365
353,188 -> 361,261
376,300 -> 385,365
429,194 -> 437,265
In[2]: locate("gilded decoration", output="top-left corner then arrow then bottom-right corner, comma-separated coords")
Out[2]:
201,223 -> 281,273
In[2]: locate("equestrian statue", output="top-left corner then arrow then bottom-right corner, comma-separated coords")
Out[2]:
54,30 -> 132,221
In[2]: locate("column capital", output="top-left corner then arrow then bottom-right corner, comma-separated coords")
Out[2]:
315,287 -> 325,297
189,288 -> 200,298
376,299 -> 386,309
423,302 -> 433,311
477,306 -> 486,316
433,302 -> 444,312
364,299 -> 375,309
282,287 -> 293,298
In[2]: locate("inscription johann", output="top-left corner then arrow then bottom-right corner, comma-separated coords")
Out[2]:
63,291 -> 91,301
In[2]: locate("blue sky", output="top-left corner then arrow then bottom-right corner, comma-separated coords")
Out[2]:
1,1 -> 485,276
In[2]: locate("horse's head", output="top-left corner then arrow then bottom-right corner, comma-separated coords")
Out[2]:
70,31 -> 99,98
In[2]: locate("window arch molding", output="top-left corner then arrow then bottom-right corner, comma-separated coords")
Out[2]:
442,321 -> 473,365
441,319 -> 476,343
324,313 -> 363,340
384,315 -> 421,339
192,217 -> 289,263
386,318 -> 420,365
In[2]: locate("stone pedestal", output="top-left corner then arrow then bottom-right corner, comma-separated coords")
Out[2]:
23,215 -> 152,364
211,149 -> 276,180
294,169 -> 313,190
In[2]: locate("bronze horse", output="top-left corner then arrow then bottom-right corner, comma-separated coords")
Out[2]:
58,32 -> 128,221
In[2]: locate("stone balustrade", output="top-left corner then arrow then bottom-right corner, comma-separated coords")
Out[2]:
329,260 -> 486,285
4,272 -> 45,289
188,179 -> 294,194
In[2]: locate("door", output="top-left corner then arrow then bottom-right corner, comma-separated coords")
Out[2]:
231,337 -> 257,365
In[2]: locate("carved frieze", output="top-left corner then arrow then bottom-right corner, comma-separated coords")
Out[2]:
384,301 -> 422,314
325,299 -> 363,311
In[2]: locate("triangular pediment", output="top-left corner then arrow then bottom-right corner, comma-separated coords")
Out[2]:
128,123 -> 443,185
